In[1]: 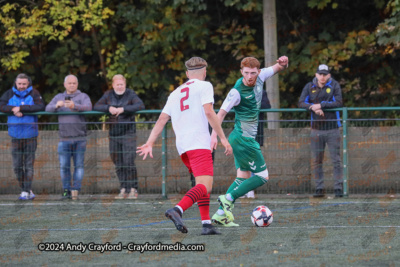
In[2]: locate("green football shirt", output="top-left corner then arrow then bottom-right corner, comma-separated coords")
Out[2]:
221,67 -> 275,138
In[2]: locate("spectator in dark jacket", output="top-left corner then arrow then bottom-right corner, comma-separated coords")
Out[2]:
46,75 -> 92,200
256,89 -> 271,145
298,64 -> 343,198
0,73 -> 45,200
94,74 -> 145,199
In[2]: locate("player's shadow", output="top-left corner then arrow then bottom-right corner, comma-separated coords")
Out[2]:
221,231 -> 240,248
14,231 -> 25,249
291,230 -> 308,247
14,200 -> 27,212
361,231 -> 377,249
82,195 -> 98,212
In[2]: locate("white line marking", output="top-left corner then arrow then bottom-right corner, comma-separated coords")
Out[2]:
1,225 -> 400,232
0,200 -> 397,206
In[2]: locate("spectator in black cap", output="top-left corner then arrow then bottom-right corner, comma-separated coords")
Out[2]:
298,64 -> 344,198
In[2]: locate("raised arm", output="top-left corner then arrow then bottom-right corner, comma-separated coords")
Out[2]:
271,56 -> 289,74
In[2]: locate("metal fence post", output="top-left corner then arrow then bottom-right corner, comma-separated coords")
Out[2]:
342,107 -> 349,197
161,124 -> 168,199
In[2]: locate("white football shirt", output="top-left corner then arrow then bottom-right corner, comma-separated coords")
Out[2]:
162,79 -> 214,155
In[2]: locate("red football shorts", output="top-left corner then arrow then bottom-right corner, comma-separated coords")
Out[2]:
180,149 -> 213,177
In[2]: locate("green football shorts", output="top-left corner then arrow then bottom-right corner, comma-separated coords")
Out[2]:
228,129 -> 267,173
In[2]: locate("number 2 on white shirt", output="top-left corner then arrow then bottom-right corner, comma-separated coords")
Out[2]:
180,87 -> 189,111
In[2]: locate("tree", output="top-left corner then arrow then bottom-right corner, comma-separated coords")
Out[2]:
0,0 -> 114,105
0,0 -> 114,72
0,0 -> 398,113
376,0 -> 400,51
276,0 -> 400,114
263,0 -> 279,129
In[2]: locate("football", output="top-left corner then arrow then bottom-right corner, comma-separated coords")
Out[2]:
251,205 -> 273,227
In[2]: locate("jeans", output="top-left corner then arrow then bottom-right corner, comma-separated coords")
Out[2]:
58,140 -> 87,191
310,129 -> 343,190
11,137 -> 37,192
109,135 -> 137,193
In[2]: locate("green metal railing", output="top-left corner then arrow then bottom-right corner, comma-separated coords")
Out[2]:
259,107 -> 400,197
1,107 -> 399,198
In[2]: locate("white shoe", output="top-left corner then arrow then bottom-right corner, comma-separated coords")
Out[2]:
115,188 -> 126,199
29,190 -> 35,200
19,191 -> 29,200
71,190 -> 79,200
127,188 -> 138,199
246,190 -> 255,199
240,191 -> 255,199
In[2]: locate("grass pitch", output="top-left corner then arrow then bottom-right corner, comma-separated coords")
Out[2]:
0,194 -> 399,266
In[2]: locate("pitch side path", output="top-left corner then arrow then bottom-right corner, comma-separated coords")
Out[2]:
0,194 -> 398,266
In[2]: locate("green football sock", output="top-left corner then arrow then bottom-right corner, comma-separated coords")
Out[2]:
217,178 -> 245,211
229,175 -> 267,200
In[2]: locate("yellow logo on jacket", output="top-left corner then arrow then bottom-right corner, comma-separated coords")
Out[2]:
326,88 -> 331,94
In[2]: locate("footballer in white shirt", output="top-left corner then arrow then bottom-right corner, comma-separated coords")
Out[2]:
137,57 -> 232,235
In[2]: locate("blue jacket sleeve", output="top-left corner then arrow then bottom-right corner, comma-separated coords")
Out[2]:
298,83 -> 312,110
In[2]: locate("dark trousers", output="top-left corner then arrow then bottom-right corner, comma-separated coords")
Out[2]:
11,137 -> 37,192
109,135 -> 137,192
310,129 -> 343,190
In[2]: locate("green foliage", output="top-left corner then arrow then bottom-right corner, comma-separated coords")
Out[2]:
0,0 -> 399,113
0,51 -> 29,71
279,0 -> 400,112
0,1 -> 114,71
307,0 -> 338,10
376,0 -> 400,49
221,0 -> 262,11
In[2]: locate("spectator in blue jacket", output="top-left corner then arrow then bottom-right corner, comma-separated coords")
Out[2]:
46,75 -> 92,200
298,64 -> 343,198
0,73 -> 45,200
94,74 -> 145,199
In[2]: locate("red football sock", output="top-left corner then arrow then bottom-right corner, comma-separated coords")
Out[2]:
177,184 -> 207,212
197,194 -> 210,221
